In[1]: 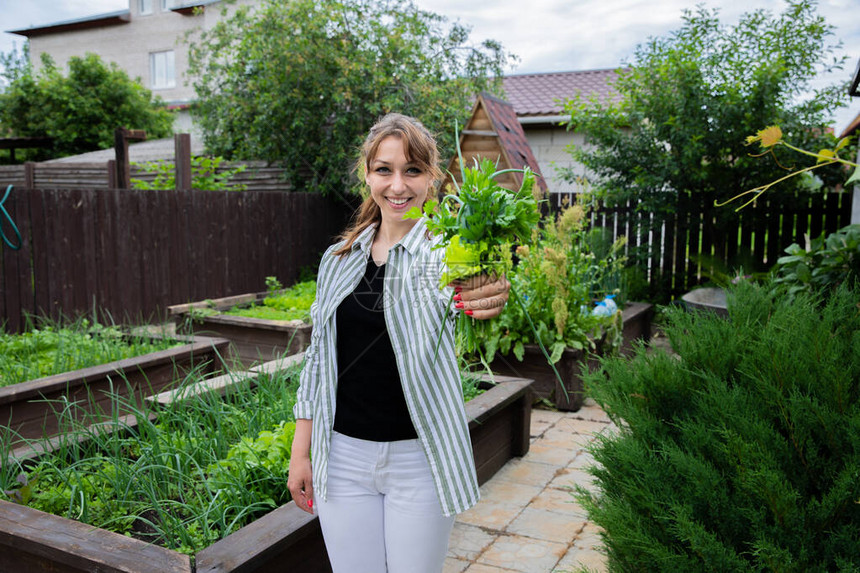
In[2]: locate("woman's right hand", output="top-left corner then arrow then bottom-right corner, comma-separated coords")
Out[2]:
288,456 -> 314,514
288,418 -> 314,514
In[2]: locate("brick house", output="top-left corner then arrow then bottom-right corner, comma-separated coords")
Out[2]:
8,0 -> 255,135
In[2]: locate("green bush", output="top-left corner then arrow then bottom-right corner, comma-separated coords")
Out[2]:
773,224 -> 860,297
580,281 -> 860,571
482,198 -> 627,364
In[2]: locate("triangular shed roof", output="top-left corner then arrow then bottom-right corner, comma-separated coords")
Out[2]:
442,92 -> 548,195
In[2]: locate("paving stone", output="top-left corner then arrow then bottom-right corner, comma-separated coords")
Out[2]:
569,450 -> 598,470
491,458 -> 561,488
566,403 -> 611,423
443,557 -> 471,573
554,546 -> 608,573
507,507 -> 586,544
457,498 -> 524,530
447,522 -> 497,561
523,439 -> 579,466
574,522 -> 605,550
477,534 -> 567,573
530,408 -> 567,438
480,480 -> 543,507
527,486 -> 589,519
549,419 -> 611,438
548,467 -> 598,492
464,564 -> 519,572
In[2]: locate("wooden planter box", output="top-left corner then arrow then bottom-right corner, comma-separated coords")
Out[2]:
169,292 -> 312,369
0,355 -> 534,573
490,301 -> 654,411
0,335 -> 229,451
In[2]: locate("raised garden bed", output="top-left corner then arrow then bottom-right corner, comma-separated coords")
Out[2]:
0,354 -> 533,573
169,291 -> 312,368
490,301 -> 654,411
0,335 -> 229,450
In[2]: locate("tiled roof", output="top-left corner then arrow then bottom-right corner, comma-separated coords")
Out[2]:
502,69 -> 623,118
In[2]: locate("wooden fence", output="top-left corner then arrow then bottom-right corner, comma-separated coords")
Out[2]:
560,189 -> 855,300
1,187 -> 353,333
0,161 -> 290,192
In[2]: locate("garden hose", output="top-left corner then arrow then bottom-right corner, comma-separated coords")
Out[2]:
1,185 -> 23,250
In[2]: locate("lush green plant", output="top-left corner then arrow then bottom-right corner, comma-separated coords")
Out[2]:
131,156 -> 247,191
186,0 -> 513,194
560,1 -> 853,285
579,281 -> 860,571
1,363 -> 492,553
207,420 -> 296,506
1,366 -> 303,554
0,318 -> 180,388
772,224 -> 860,296
223,279 -> 317,323
0,52 -> 173,161
482,198 -> 627,364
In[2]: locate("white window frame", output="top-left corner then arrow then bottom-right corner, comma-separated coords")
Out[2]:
161,0 -> 180,11
140,0 -> 153,15
150,50 -> 176,89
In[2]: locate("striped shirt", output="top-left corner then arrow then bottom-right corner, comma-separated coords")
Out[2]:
293,218 -> 480,516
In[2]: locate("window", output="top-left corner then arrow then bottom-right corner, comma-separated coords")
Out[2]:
161,0 -> 180,10
140,0 -> 153,15
150,50 -> 175,89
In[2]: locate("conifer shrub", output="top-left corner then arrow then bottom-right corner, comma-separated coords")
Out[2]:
579,281 -> 860,571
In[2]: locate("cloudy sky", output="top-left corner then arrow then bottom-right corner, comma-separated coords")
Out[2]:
1,0 -> 858,133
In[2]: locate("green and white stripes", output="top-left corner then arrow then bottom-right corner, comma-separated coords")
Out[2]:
293,219 -> 480,516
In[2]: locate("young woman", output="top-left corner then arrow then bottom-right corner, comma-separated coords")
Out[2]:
287,113 -> 510,573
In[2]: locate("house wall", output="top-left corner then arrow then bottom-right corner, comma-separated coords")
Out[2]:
521,125 -> 588,195
27,0 -> 255,110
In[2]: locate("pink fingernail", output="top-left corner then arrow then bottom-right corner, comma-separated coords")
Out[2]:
455,302 -> 464,309
453,293 -> 462,302
454,286 -> 463,293
308,499 -> 313,509
465,310 -> 474,316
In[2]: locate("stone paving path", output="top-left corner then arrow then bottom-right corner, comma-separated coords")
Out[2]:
444,401 -> 615,573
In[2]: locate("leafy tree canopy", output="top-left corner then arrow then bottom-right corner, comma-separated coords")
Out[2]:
561,0 -> 853,215
0,52 -> 174,161
187,0 -> 515,195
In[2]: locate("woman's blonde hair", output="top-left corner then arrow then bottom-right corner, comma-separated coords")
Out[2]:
333,113 -> 441,257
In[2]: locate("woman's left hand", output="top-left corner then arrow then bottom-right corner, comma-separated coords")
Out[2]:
450,274 -> 510,320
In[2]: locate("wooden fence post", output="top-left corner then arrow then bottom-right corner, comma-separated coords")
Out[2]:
24,162 -> 35,189
174,134 -> 192,191
113,128 -> 147,189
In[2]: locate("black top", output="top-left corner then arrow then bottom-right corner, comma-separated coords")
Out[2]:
333,256 -> 418,441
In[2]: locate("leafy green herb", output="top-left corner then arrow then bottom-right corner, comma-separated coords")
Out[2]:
405,155 -> 541,354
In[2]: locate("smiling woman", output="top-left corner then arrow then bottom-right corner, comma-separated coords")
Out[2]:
287,113 -> 510,573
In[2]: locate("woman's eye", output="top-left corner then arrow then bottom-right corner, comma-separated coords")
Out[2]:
375,167 -> 390,173
407,167 -> 422,174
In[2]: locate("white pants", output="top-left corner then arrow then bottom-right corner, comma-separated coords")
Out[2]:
316,431 -> 456,573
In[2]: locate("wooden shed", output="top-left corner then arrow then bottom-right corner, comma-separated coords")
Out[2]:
442,92 -> 548,195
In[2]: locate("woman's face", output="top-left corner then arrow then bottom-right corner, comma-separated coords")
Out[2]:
366,135 -> 432,228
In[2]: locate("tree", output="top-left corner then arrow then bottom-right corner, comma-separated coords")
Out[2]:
187,0 -> 514,195
0,41 -> 30,91
560,0 -> 853,280
0,53 -> 173,160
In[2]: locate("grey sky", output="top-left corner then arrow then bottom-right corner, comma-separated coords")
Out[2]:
1,0 -> 858,133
